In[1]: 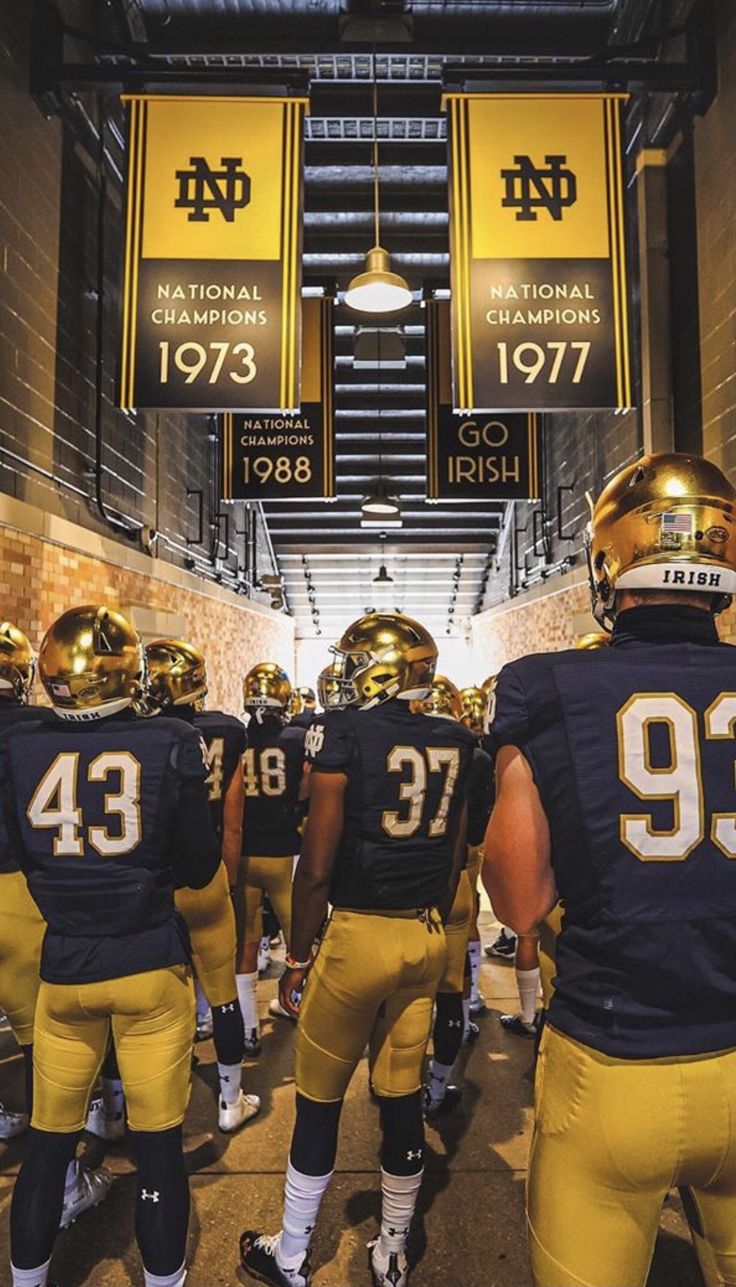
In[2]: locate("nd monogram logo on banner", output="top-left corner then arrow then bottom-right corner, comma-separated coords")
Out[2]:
174,155 -> 251,223
500,154 -> 577,222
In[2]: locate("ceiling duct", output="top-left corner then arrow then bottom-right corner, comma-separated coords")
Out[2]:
353,326 -> 407,369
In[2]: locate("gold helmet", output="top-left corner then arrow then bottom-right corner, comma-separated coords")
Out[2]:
145,639 -> 208,711
575,631 -> 611,651
331,612 -> 437,709
420,675 -> 462,720
586,452 -> 736,622
0,622 -> 35,704
459,686 -> 486,733
297,685 -> 316,711
39,605 -> 144,720
243,661 -> 292,716
317,661 -> 349,710
287,688 -> 303,718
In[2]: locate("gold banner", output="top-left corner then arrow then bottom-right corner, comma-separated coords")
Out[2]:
120,95 -> 306,413
221,297 -> 335,502
445,93 -> 632,413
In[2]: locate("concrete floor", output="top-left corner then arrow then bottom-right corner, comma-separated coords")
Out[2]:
0,917 -> 705,1287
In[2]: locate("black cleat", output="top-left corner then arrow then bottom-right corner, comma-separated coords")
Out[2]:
423,1084 -> 462,1121
485,928 -> 517,959
239,1231 -> 311,1287
499,1011 -> 538,1039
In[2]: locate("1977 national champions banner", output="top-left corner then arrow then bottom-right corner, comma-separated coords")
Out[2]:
119,95 -> 307,413
445,93 -> 632,413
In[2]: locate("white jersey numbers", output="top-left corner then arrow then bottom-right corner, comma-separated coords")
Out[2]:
243,746 -> 287,798
617,692 -> 736,862
27,751 -> 142,857
381,744 -> 461,840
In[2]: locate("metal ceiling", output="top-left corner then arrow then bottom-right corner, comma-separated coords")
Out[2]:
67,0 -> 698,639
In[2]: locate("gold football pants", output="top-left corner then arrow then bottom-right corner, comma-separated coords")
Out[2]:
528,1025 -> 736,1287
465,843 -> 483,894
32,965 -> 194,1134
242,854 -> 294,946
439,868 -> 474,993
296,908 -> 446,1102
0,870 -> 44,1046
539,903 -> 564,1011
175,861 -> 237,1007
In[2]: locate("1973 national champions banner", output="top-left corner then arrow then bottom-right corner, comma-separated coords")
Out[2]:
119,95 -> 306,413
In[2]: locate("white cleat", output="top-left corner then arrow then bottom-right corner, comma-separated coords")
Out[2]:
0,1104 -> 28,1139
218,1090 -> 261,1134
257,937 -> 272,974
60,1160 -> 113,1228
85,1097 -> 125,1142
368,1239 -> 410,1287
268,997 -> 297,1022
196,1011 -> 213,1041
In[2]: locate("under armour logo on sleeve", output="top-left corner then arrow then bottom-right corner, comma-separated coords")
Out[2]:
141,1189 -> 160,1202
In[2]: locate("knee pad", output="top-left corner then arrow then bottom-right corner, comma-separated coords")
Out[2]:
433,991 -> 464,1067
211,998 -> 244,1067
290,1093 -> 343,1177
377,1092 -> 424,1176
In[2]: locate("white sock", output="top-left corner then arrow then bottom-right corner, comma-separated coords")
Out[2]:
64,1159 -> 79,1190
236,972 -> 259,1034
11,1259 -> 51,1287
217,1062 -> 242,1104
468,940 -> 482,1002
279,1161 -> 333,1260
101,1076 -> 124,1116
143,1263 -> 186,1287
378,1168 -> 423,1255
462,997 -> 471,1038
517,967 -> 540,1025
426,1059 -> 454,1106
195,980 -> 210,1021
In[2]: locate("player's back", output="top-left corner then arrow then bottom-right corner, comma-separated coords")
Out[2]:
0,710 -> 214,984
242,714 -> 305,856
0,703 -> 56,874
493,629 -> 736,1056
309,700 -> 475,910
193,708 -> 247,834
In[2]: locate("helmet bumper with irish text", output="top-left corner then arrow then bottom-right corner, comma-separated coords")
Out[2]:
331,612 -> 437,710
39,606 -> 145,720
586,453 -> 736,623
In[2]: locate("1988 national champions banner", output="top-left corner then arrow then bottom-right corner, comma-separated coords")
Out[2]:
119,95 -> 306,413
445,93 -> 632,413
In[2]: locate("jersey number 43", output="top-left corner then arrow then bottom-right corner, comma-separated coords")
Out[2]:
27,751 -> 141,857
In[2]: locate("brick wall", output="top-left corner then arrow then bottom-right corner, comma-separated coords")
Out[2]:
0,495 -> 295,716
0,1 -> 274,604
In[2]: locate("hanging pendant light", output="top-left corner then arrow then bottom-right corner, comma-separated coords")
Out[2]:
373,532 -> 395,585
362,476 -> 401,518
345,60 -> 412,315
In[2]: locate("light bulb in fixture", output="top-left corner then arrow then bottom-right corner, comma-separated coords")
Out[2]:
345,246 -> 412,315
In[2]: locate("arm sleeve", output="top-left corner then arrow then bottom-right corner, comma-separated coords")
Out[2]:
309,713 -> 356,773
488,664 -> 531,753
170,729 -> 220,888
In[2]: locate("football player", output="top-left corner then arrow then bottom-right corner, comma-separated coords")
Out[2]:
240,612 -> 474,1287
145,638 -> 260,1133
484,453 -> 736,1287
289,686 -> 318,729
481,677 -> 519,964
1,606 -> 220,1287
317,661 -> 347,711
421,678 -> 492,1117
0,623 -> 54,1139
458,685 -> 494,1022
237,662 -> 307,1044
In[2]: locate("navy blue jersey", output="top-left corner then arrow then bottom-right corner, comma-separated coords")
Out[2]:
242,714 -> 306,857
193,709 -> 247,835
0,711 -> 219,985
0,702 -> 57,874
491,610 -> 736,1058
467,743 -> 494,848
289,710 -> 315,730
308,700 -> 475,911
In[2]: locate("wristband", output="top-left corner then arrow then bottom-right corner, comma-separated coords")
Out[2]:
284,952 -> 312,971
